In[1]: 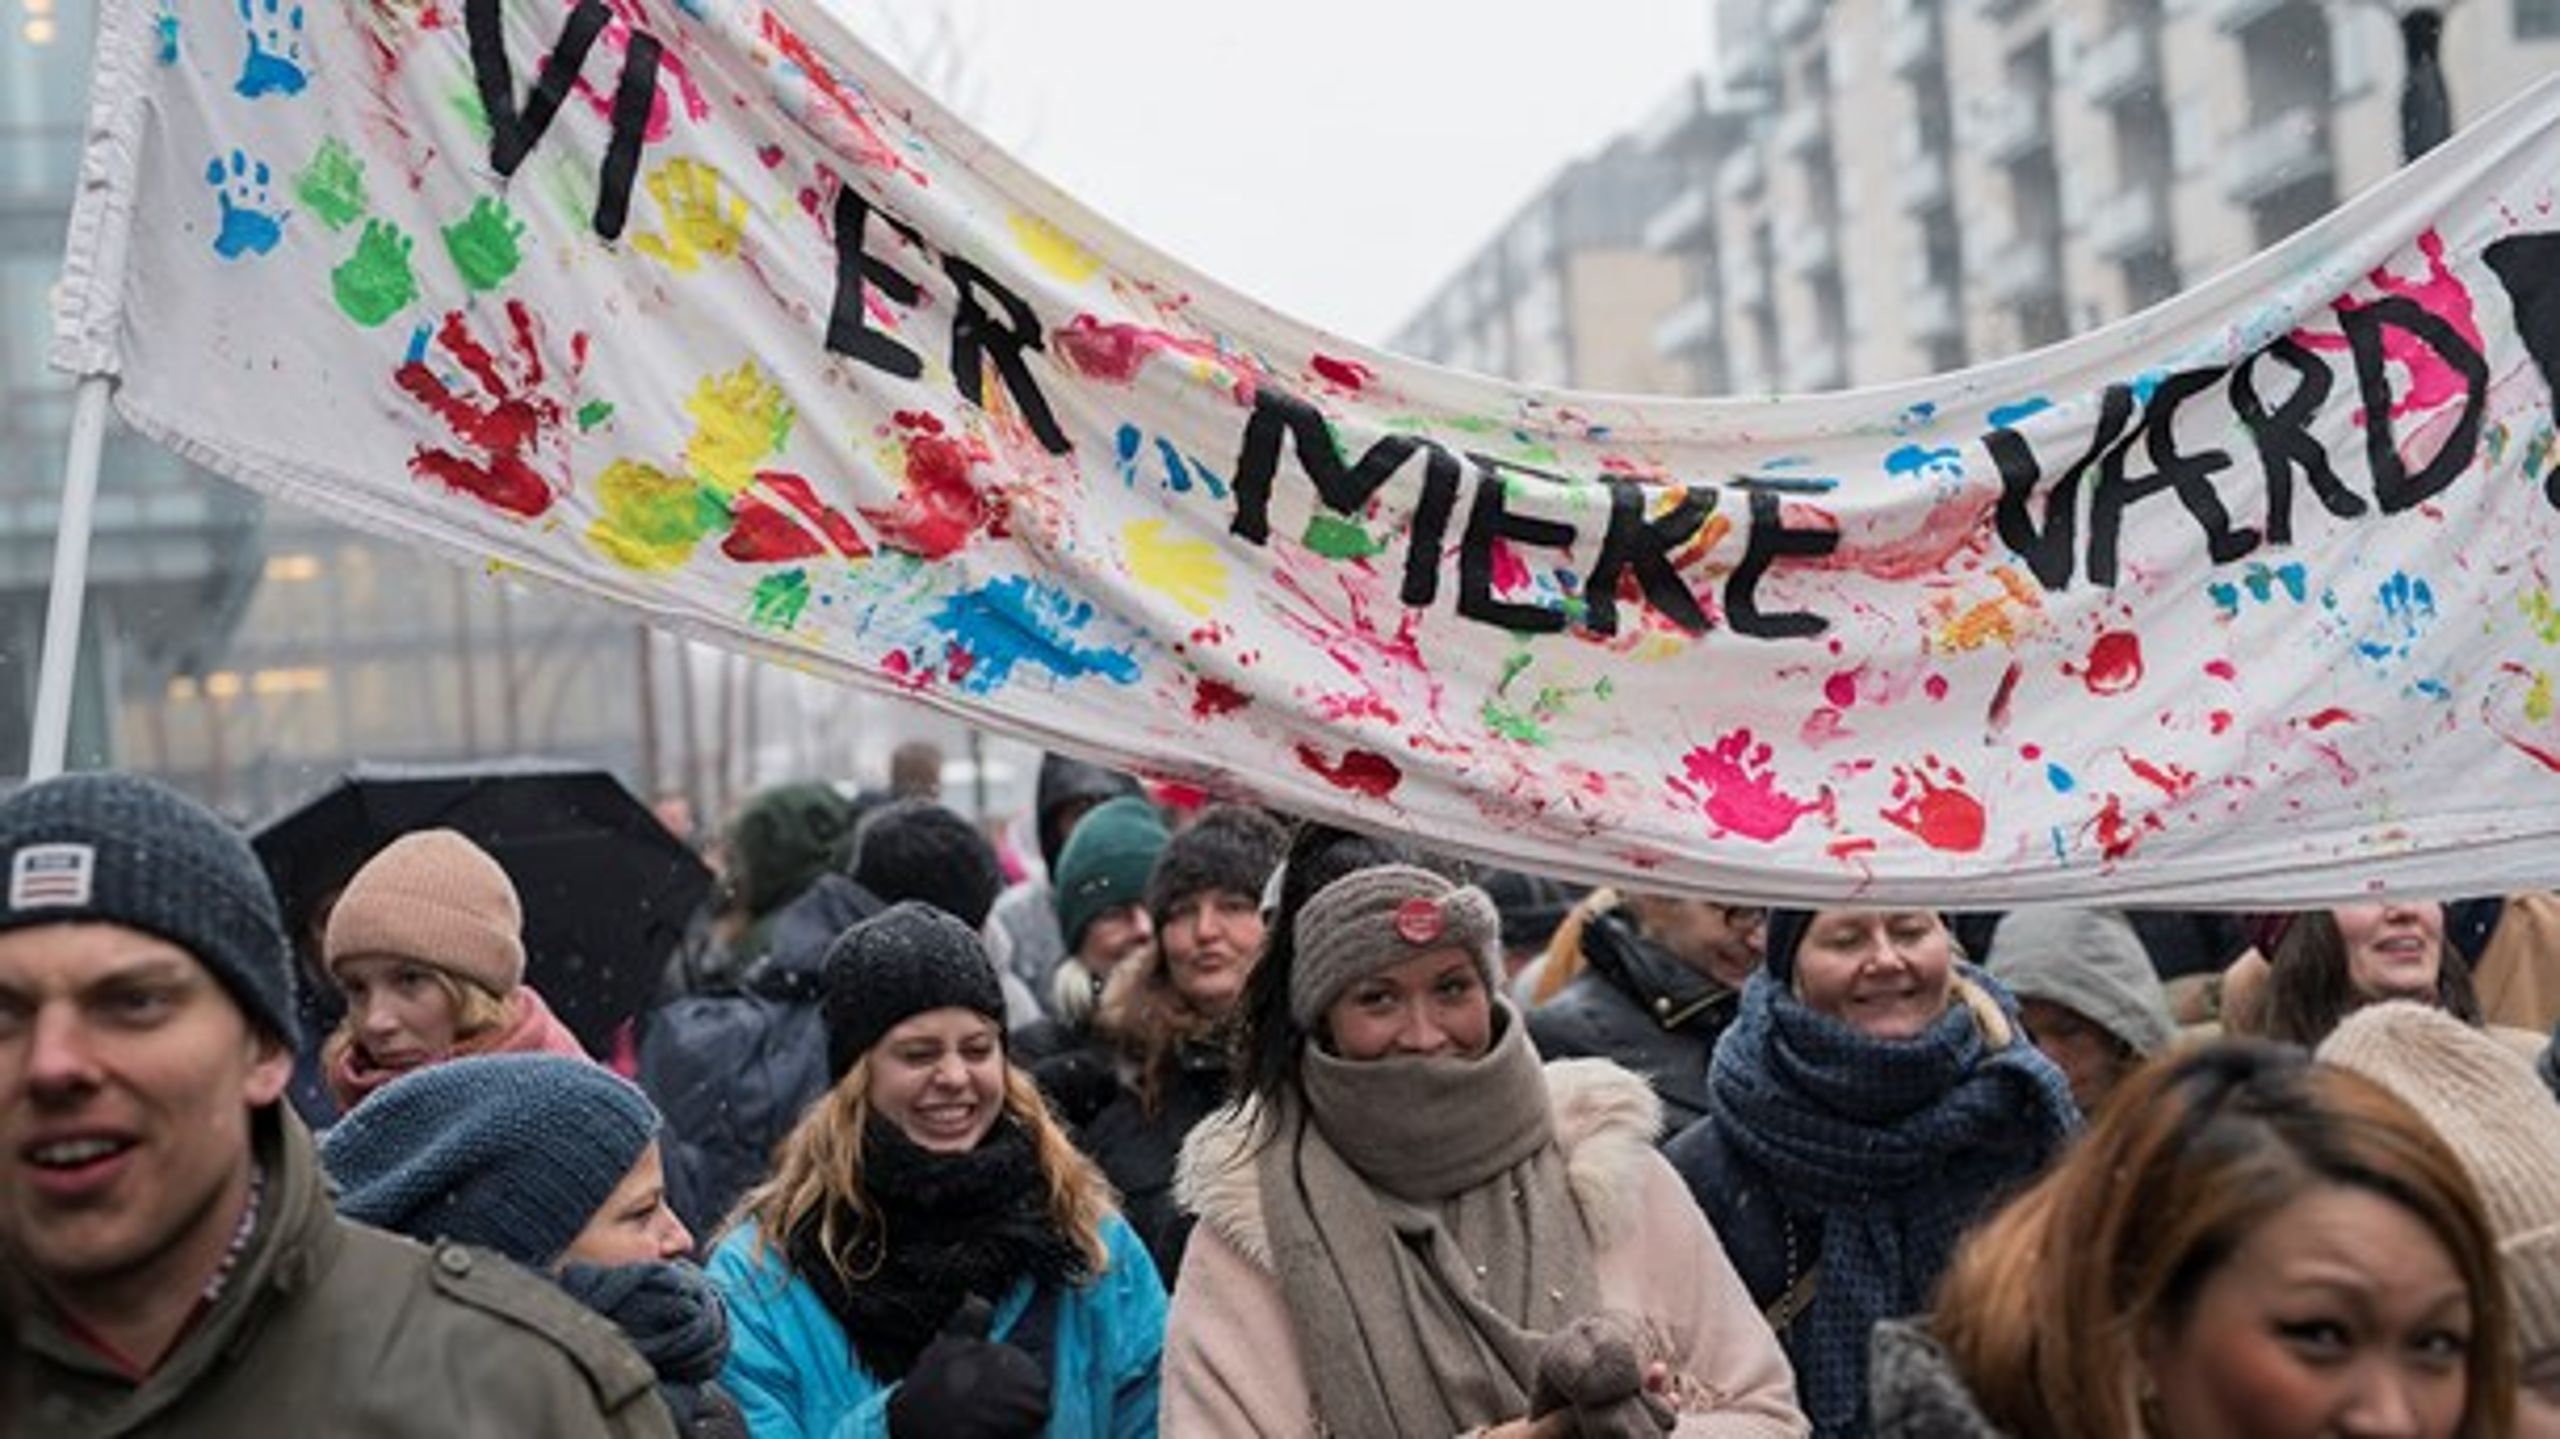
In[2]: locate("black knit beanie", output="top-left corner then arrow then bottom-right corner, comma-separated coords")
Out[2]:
820,902 -> 1008,1081
1144,804 -> 1287,932
0,773 -> 298,1048
848,799 -> 1005,930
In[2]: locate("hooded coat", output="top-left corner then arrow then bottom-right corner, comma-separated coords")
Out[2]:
1163,1059 -> 1807,1436
1529,896 -> 1739,1134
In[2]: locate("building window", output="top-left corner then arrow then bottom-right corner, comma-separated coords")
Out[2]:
2523,0 -> 2560,38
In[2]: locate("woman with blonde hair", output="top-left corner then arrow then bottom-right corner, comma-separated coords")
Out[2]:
1872,1040 -> 2517,1437
321,827 -> 587,1111
707,902 -> 1165,1438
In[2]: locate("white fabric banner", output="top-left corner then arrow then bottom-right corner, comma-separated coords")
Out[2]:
49,0 -> 2560,904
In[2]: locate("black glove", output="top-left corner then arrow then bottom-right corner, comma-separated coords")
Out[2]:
885,1295 -> 1052,1439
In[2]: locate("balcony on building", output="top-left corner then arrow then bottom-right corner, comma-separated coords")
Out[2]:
1784,224 -> 1839,278
1771,0 -> 1825,44
1645,186 -> 1715,255
1887,0 -> 1942,77
1719,144 -> 1766,202
1983,236 -> 2060,305
1976,90 -> 2047,165
2088,184 -> 2168,261
2212,0 -> 2293,34
1896,124 -> 1952,213
1652,292 -> 1721,362
2079,27 -> 2157,107
1775,101 -> 1829,160
1789,339 -> 1846,392
1727,252 -> 1772,311
2219,106 -> 2330,205
1908,277 -> 1960,342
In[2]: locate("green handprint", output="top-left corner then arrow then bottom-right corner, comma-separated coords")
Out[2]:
333,220 -> 418,328
634,158 -> 745,273
443,195 -> 527,293
294,137 -> 367,231
589,458 -> 729,571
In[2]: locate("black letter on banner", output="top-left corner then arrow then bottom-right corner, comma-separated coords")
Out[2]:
466,0 -> 659,240
1725,486 -> 1837,640
2088,366 -> 2258,586
2484,234 -> 2560,506
2232,336 -> 2361,545
826,189 -> 926,381
1228,389 -> 1462,608
2339,295 -> 2488,514
1989,384 -> 2136,592
1457,460 -> 1576,634
1582,478 -> 1710,637
943,255 -> 1072,457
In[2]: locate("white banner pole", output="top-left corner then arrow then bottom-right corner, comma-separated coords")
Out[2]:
27,374 -> 115,781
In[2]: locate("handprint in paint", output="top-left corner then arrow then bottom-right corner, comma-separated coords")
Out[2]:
332,220 -> 417,327
293,137 -> 366,230
442,197 -> 527,293
206,151 -> 285,259
234,0 -> 308,98
2355,570 -> 2438,669
394,300 -> 586,520
1668,727 -> 1829,842
634,159 -> 746,273
1879,756 -> 1987,853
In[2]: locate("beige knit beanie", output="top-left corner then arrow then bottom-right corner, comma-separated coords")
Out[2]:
1289,864 -> 1500,1029
324,829 -> 526,995
2320,1000 -> 2560,1359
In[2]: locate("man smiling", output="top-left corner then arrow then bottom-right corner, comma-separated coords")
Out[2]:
0,773 -> 672,1437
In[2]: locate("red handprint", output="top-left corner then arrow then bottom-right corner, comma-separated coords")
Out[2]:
395,300 -> 586,520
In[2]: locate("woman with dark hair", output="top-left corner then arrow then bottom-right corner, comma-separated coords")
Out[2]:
706,903 -> 1165,1438
1164,836 -> 1806,1435
1872,1039 -> 2517,1437
2262,900 -> 2483,1048
1664,909 -> 2078,1436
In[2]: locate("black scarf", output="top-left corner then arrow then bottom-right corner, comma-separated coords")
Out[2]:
786,1117 -> 1088,1380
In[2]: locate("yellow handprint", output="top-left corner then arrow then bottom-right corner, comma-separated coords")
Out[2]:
1124,519 -> 1230,617
634,158 -> 745,273
683,361 -> 796,497
589,458 -> 727,572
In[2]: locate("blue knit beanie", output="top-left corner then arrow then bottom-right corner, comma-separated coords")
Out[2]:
0,773 -> 297,1048
320,1053 -> 661,1268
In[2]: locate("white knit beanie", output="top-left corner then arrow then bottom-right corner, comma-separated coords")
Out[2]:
2320,1000 -> 2560,1358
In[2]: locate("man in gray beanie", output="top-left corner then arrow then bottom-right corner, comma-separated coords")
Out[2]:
0,773 -> 672,1437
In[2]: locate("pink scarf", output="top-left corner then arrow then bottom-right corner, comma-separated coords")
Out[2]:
327,985 -> 592,1110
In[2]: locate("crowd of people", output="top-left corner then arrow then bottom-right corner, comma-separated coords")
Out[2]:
7,754 -> 2560,1436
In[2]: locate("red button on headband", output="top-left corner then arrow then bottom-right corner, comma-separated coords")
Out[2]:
1394,897 -> 1445,945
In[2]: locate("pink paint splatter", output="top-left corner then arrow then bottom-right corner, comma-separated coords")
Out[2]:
1295,743 -> 1403,799
859,412 -> 998,560
1669,728 -> 1829,842
1052,316 -> 1257,404
1879,760 -> 1986,853
1987,661 -> 2023,733
2302,707 -> 2360,731
1191,677 -> 1249,720
2090,794 -> 2162,861
1315,691 -> 1399,725
1823,670 -> 1860,708
2081,631 -> 2144,696
2124,754 -> 2198,799
1310,354 -> 1373,390
1924,674 -> 1950,702
2204,659 -> 2237,681
1800,708 -> 1851,747
1489,539 -> 1532,595
2209,710 -> 2234,735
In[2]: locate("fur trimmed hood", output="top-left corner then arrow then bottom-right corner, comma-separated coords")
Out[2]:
1174,1057 -> 1663,1272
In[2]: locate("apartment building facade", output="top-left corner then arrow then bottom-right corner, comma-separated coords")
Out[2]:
1671,0 -> 2560,392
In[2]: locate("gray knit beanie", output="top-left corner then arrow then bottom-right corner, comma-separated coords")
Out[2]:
321,1053 -> 661,1269
0,773 -> 297,1048
2321,1001 -> 2560,1359
1288,864 -> 1500,1028
1985,907 -> 2176,1057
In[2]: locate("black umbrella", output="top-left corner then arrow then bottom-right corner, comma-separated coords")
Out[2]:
253,758 -> 713,1057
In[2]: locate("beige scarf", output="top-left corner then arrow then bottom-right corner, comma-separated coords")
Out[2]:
1258,1006 -> 1599,1436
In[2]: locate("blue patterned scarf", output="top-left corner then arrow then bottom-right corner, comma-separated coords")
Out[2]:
1707,963 -> 2077,1436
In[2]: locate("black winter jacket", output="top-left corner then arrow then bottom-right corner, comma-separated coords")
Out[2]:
1527,910 -> 1737,1135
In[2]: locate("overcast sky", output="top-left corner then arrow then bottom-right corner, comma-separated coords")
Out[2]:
832,1 -> 1712,347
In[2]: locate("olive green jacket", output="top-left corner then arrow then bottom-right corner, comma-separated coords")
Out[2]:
4,1107 -> 676,1438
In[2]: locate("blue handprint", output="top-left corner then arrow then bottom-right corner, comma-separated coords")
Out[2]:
235,0 -> 307,98
206,151 -> 285,259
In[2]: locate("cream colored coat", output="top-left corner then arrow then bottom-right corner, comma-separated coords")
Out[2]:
1163,1057 -> 1809,1437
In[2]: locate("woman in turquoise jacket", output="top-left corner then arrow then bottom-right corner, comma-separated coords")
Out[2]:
708,903 -> 1165,1438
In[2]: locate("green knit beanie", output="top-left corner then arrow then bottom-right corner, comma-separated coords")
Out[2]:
1052,795 -> 1169,952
